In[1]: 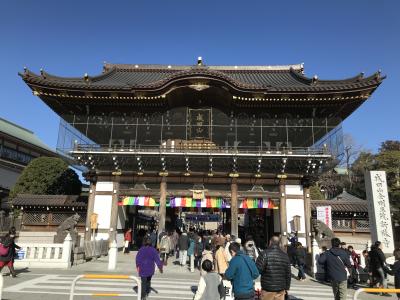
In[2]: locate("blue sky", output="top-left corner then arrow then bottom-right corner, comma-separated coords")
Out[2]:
1,0 -> 399,153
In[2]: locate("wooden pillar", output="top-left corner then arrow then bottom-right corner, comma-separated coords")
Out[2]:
279,182 -> 287,247
231,179 -> 238,238
159,177 -> 167,234
109,181 -> 120,242
85,182 -> 96,241
303,186 -> 311,253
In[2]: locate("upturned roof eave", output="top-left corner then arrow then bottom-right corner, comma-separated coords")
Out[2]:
22,77 -> 382,97
19,67 -> 385,95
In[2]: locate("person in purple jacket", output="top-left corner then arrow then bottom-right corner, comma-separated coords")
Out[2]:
136,237 -> 163,299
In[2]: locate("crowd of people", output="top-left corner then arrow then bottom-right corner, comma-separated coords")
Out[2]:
317,238 -> 400,300
130,227 -> 292,300
129,226 -> 400,300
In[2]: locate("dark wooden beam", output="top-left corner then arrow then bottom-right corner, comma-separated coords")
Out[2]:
231,179 -> 238,237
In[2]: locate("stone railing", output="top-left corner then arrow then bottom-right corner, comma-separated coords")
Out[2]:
14,233 -> 73,269
331,219 -> 370,232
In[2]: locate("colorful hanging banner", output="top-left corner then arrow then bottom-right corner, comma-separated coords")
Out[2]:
118,196 -> 159,207
119,196 -> 277,209
239,198 -> 277,209
168,197 -> 230,208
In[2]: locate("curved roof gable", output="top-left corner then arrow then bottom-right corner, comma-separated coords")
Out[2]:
20,62 -> 384,93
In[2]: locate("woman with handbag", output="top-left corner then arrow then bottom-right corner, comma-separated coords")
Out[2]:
0,234 -> 18,277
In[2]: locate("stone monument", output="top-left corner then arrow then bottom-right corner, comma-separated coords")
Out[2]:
365,171 -> 394,254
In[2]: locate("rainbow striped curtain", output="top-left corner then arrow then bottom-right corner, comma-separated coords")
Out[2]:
119,196 -> 276,209
118,196 -> 159,207
239,198 -> 276,209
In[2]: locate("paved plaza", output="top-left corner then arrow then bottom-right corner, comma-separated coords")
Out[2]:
0,252 -> 395,300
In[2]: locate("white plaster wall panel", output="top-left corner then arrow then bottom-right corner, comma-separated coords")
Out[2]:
117,206 -> 127,230
285,185 -> 303,195
95,182 -> 114,192
286,198 -> 306,234
93,195 -> 112,229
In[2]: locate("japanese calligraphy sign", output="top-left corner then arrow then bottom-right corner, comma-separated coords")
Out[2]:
316,206 -> 332,229
188,108 -> 211,139
365,171 -> 394,253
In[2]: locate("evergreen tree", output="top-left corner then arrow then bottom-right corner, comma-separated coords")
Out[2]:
9,157 -> 82,198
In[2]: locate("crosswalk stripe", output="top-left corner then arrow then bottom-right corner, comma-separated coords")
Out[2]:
3,290 -> 194,299
36,282 -> 197,291
3,274 -> 356,300
45,279 -> 199,286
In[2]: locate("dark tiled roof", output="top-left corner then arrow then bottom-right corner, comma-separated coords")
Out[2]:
312,191 -> 367,212
20,63 -> 384,93
12,194 -> 87,207
331,191 -> 364,202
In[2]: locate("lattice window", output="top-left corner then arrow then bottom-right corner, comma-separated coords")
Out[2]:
51,213 -> 73,225
23,212 -> 48,225
331,219 -> 370,231
51,212 -> 86,225
77,212 -> 86,225
356,219 -> 370,230
332,219 -> 352,230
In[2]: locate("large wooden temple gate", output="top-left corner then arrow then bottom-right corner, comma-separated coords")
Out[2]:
20,58 -> 384,252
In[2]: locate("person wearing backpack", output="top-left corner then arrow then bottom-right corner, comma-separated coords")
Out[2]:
225,242 -> 260,300
318,238 -> 352,300
193,259 -> 224,300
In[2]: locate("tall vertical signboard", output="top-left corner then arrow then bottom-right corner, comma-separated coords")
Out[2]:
365,171 -> 394,253
316,206 -> 332,229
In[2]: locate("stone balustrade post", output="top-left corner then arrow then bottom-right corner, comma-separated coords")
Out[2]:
62,233 -> 73,268
108,240 -> 117,270
311,238 -> 320,278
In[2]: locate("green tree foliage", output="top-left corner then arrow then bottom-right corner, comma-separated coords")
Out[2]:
344,140 -> 400,222
348,152 -> 376,199
375,141 -> 400,222
9,157 -> 82,198
310,185 -> 324,200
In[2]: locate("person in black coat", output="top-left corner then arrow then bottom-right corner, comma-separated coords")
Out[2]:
256,236 -> 291,299
369,241 -> 390,295
294,242 -> 307,280
387,248 -> 400,300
